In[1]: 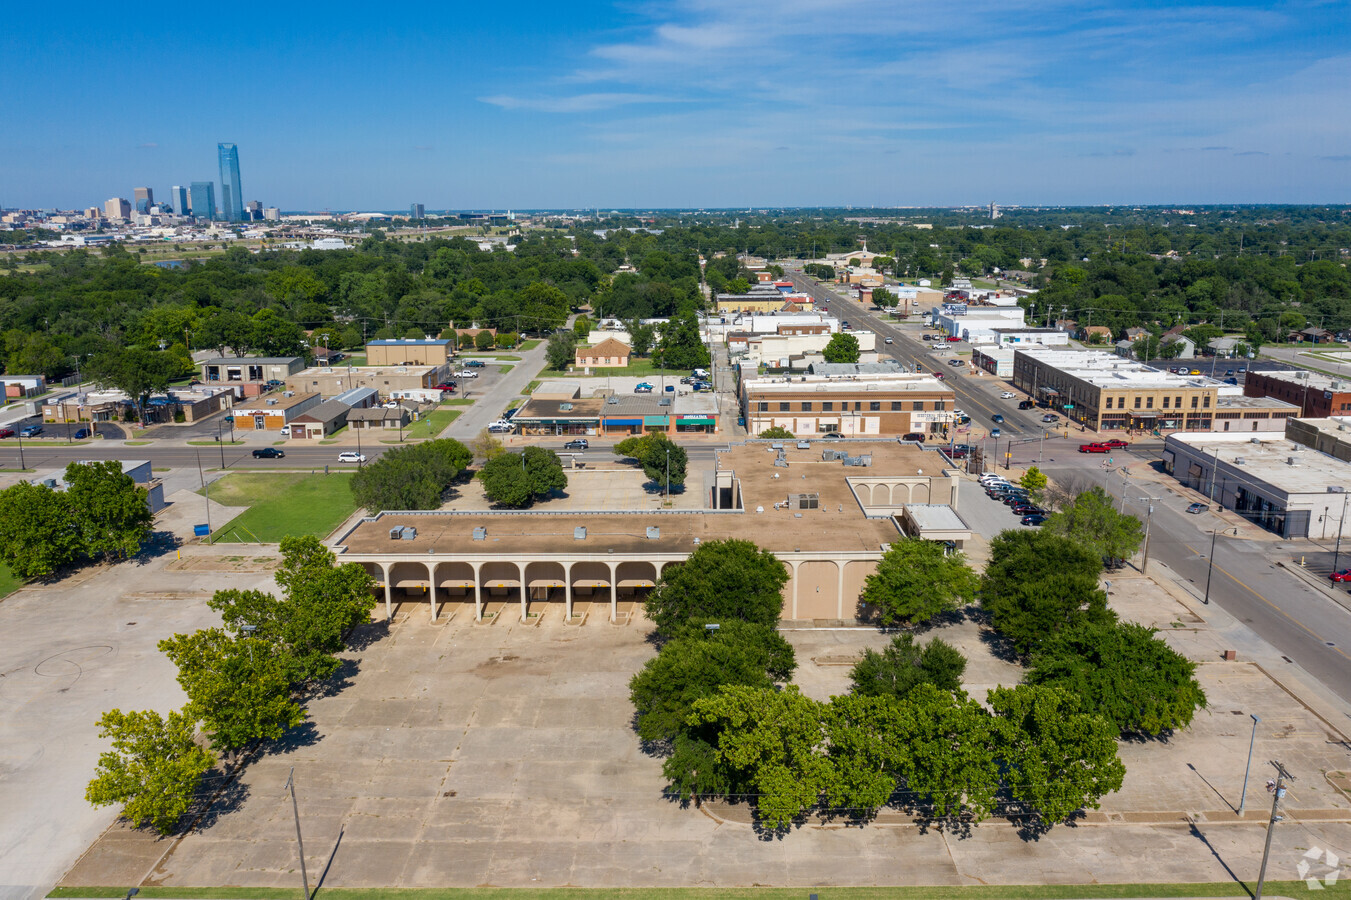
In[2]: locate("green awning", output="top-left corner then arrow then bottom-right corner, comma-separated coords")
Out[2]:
643,416 -> 669,426
678,418 -> 715,425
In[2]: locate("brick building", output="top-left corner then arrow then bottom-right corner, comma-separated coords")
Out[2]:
1243,369 -> 1351,418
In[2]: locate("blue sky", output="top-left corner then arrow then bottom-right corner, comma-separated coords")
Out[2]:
4,0 -> 1350,209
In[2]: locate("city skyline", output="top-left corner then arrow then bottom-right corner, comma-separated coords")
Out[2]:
4,1 -> 1350,210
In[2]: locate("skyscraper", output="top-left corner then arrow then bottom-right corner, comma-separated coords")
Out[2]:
410,203 -> 425,219
189,182 -> 216,220
217,143 -> 243,222
172,185 -> 188,215
134,187 -> 154,214
105,197 -> 131,219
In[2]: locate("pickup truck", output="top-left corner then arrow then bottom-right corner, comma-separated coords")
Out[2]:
1078,442 -> 1110,454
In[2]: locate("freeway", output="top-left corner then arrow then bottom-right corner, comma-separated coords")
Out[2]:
784,269 -> 1066,441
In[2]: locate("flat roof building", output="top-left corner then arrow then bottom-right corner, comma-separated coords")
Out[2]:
332,440 -> 968,626
1243,368 -> 1351,418
741,372 -> 954,438
365,338 -> 453,367
1284,416 -> 1351,462
287,364 -> 445,399
1162,432 -> 1351,539
232,392 -> 321,430
1012,348 -> 1219,433
1212,395 -> 1300,433
202,356 -> 307,397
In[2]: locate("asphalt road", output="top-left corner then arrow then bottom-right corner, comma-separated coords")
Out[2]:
784,269 -> 1069,442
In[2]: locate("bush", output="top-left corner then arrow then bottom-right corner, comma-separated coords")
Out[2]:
478,446 -> 567,508
644,539 -> 788,636
349,438 -> 472,511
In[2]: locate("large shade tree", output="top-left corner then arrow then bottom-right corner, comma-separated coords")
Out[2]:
644,539 -> 788,635
858,538 -> 979,626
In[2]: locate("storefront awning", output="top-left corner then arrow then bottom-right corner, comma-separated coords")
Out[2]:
606,419 -> 642,426
643,416 -> 669,426
678,418 -> 715,425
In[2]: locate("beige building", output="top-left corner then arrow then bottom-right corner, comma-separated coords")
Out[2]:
231,392 -> 321,430
1012,348 -> 1220,432
1211,396 -> 1300,433
1285,416 -> 1351,462
741,370 -> 954,437
202,356 -> 307,398
333,441 -> 969,626
287,365 -> 445,398
365,338 -> 454,366
574,337 -> 631,369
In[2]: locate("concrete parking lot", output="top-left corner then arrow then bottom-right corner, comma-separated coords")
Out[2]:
55,566 -> 1351,892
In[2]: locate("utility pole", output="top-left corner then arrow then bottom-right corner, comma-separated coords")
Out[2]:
284,767 -> 311,900
1331,490 -> 1349,574
1140,502 -> 1155,574
1254,761 -> 1293,900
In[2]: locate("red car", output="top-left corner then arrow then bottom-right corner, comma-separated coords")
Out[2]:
1104,439 -> 1130,449
1331,569 -> 1351,583
1078,443 -> 1110,453
436,382 -> 457,391
945,335 -> 962,342
0,428 -> 12,439
931,371 -> 945,380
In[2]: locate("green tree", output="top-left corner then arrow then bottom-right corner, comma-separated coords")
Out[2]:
655,311 -> 710,369
1027,621 -> 1208,737
474,329 -> 495,350
612,431 -> 687,488
403,326 -> 426,340
86,347 -> 176,422
1018,465 -> 1048,503
350,438 -> 472,511
545,330 -> 577,370
629,320 -> 656,357
2,331 -> 67,378
822,332 -> 861,363
987,684 -> 1126,823
471,428 -> 507,462
871,287 -> 898,309
980,530 -> 1112,656
689,685 -> 833,829
158,629 -> 305,756
629,620 -> 795,743
0,480 -> 82,578
858,538 -> 978,627
758,425 -> 794,439
849,633 -> 966,700
573,314 -> 593,337
890,684 -> 999,820
1043,487 -> 1143,566
85,708 -> 215,835
516,282 -> 571,332
478,446 -> 567,508
644,539 -> 788,635
821,693 -> 909,818
210,535 -> 376,688
249,308 -> 306,356
63,461 -> 154,563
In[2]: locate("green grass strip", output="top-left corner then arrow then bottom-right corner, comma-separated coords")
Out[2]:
46,882 -> 1333,899
202,472 -> 357,543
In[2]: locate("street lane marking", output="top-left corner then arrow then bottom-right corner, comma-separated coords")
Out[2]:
1182,542 -> 1351,664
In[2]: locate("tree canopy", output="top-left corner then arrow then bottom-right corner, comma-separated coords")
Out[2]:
858,538 -> 979,626
478,446 -> 567,508
822,332 -> 861,363
612,432 -> 688,489
349,438 -> 472,511
849,633 -> 967,700
85,708 -> 215,835
644,539 -> 788,635
1027,621 -> 1208,737
1043,487 -> 1144,566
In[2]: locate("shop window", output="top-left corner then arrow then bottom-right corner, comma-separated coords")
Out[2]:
802,402 -> 813,412
869,401 -> 880,411
1146,396 -> 1153,408
1134,396 -> 1142,409
779,402 -> 790,412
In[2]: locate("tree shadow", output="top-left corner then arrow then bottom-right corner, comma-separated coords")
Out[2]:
133,529 -> 182,564
271,719 -> 323,754
345,619 -> 389,653
977,626 -> 1023,664
182,764 -> 253,832
308,657 -> 361,699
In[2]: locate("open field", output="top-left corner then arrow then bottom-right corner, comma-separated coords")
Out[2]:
412,408 -> 460,436
203,472 -> 357,542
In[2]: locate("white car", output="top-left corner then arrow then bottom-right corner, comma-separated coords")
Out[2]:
884,337 -> 894,344
338,451 -> 366,463
456,369 -> 478,378
1000,391 -> 1016,399
487,422 -> 514,434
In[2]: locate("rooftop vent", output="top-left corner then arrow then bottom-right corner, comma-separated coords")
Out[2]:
560,402 -> 573,411
1251,437 -> 1261,444
1329,485 -> 1345,493
1288,457 -> 1298,465
401,526 -> 417,540
646,526 -> 660,539
472,526 -> 487,541
574,526 -> 587,540
1234,457 -> 1245,464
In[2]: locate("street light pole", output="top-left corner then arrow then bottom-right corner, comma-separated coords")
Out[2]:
1140,503 -> 1155,574
1238,714 -> 1260,816
1331,490 -> 1349,575
1203,525 -> 1221,604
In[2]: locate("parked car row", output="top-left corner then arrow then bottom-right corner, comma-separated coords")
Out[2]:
979,473 -> 1048,526
1078,439 -> 1131,454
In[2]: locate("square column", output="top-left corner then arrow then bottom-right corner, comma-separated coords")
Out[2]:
472,562 -> 483,621
426,561 -> 438,623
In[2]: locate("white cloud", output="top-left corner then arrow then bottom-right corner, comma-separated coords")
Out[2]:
479,92 -> 673,113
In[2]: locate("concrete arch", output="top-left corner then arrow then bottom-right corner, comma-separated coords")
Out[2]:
793,560 -> 839,620
524,560 -> 567,601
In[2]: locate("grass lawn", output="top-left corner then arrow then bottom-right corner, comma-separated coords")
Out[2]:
0,562 -> 26,599
518,339 -> 542,350
45,882 -> 1323,900
412,408 -> 460,436
595,358 -> 691,377
443,398 -> 475,406
202,472 -> 357,543
523,380 -> 542,394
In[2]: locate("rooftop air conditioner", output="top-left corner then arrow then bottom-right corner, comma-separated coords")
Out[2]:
472,526 -> 487,541
574,526 -> 587,539
646,526 -> 660,539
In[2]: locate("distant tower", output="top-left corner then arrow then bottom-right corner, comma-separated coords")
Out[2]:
134,187 -> 154,214
217,143 -> 244,222
410,203 -> 425,219
189,182 -> 216,220
172,185 -> 188,215
105,197 -> 131,219
989,202 -> 1000,220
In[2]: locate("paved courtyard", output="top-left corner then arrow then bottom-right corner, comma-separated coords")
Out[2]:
57,568 -> 1351,892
